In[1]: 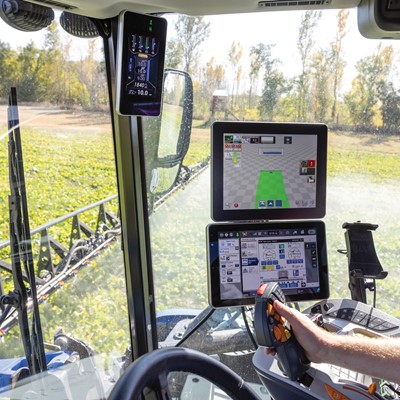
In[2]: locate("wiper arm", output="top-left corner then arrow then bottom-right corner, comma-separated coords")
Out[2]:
6,87 -> 47,375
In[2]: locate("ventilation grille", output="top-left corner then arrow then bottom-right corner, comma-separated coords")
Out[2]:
259,0 -> 331,7
31,0 -> 77,10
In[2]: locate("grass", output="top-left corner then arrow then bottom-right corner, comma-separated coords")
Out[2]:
183,126 -> 210,165
328,149 -> 400,181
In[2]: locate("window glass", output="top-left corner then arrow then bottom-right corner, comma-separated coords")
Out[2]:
1,5 -> 400,398
145,9 -> 400,388
0,18 -> 129,398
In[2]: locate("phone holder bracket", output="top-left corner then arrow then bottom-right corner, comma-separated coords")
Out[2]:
342,221 -> 388,304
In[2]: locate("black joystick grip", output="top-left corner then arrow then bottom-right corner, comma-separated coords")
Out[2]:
254,282 -> 310,381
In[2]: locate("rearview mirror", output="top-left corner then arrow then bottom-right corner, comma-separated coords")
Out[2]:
142,69 -> 193,207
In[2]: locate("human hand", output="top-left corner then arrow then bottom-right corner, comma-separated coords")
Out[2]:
263,301 -> 329,364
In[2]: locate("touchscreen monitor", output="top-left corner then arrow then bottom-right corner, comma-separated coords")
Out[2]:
207,221 -> 329,308
211,121 -> 327,221
116,11 -> 167,116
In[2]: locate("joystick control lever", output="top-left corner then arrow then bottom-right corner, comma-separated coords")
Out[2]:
254,282 -> 310,381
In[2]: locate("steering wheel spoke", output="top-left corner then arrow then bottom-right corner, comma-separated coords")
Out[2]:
155,371 -> 172,400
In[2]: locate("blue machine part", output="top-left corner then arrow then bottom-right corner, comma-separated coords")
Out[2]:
0,351 -> 72,391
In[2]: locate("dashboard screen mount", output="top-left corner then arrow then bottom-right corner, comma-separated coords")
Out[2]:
211,121 -> 327,221
116,11 -> 167,116
207,220 -> 329,308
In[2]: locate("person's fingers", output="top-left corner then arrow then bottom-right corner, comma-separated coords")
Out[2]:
264,347 -> 277,356
273,300 -> 297,322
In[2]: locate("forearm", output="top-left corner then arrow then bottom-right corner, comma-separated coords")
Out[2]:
321,333 -> 400,384
274,301 -> 400,383
273,301 -> 400,384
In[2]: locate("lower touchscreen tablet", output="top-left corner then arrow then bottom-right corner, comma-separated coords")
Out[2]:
207,220 -> 329,307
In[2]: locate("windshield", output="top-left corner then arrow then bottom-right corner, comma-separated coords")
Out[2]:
150,8 -> 400,313
146,8 -> 400,393
0,5 -> 399,399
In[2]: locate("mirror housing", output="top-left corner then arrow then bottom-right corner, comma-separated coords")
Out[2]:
156,69 -> 193,167
358,0 -> 400,38
142,69 -> 193,206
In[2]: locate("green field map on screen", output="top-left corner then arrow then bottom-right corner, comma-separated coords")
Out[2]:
255,170 -> 290,208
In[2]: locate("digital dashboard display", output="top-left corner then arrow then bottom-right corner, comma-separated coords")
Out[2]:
116,11 -> 167,116
211,122 -> 327,221
207,221 -> 329,308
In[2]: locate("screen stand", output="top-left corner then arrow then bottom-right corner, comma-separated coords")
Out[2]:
342,222 -> 388,306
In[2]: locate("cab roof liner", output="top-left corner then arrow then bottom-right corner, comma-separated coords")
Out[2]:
26,0 -> 360,18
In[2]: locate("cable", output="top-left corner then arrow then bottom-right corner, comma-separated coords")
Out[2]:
373,278 -> 377,308
241,307 -> 258,350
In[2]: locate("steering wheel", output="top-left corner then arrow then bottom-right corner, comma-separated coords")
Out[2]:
107,347 -> 262,400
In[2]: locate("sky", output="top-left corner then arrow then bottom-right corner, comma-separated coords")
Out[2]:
0,10 -> 94,60
163,8 -> 400,92
1,20 -> 46,48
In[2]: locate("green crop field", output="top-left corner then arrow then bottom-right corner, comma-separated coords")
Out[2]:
0,111 -> 399,360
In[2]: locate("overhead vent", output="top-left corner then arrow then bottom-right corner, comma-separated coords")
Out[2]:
60,11 -> 99,38
0,0 -> 54,31
31,0 -> 77,10
259,0 -> 331,7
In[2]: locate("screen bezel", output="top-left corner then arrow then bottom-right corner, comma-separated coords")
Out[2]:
207,220 -> 329,308
115,11 -> 167,116
211,121 -> 328,222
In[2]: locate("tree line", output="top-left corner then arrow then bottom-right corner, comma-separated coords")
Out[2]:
168,12 -> 400,133
0,22 -> 108,109
1,13 -> 400,132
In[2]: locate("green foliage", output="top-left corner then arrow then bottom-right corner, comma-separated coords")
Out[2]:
275,84 -> 298,121
165,38 -> 184,70
344,45 -> 393,128
42,243 -> 129,354
329,10 -> 349,122
379,83 -> 400,132
259,70 -> 285,121
15,42 -> 46,102
0,120 -> 117,259
174,16 -> 211,74
251,43 -> 285,120
183,127 -> 210,165
0,117 -> 127,358
0,242 -> 130,359
150,171 -> 210,310
0,41 -> 19,99
310,49 -> 333,122
242,108 -> 260,121
328,146 -> 400,181
0,25 -> 106,110
296,10 -> 321,121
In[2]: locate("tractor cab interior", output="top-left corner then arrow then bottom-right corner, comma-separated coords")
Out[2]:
0,0 -> 400,399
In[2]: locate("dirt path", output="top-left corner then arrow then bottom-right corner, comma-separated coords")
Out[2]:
0,105 -> 112,134
327,130 -> 400,154
1,105 -> 399,152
